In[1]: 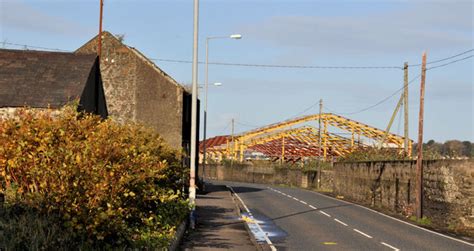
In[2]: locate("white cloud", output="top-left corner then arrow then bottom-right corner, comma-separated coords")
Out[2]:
0,0 -> 93,36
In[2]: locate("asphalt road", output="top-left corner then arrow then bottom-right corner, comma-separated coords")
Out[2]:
214,181 -> 474,251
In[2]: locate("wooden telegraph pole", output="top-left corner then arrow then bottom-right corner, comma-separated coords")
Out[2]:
403,62 -> 410,156
415,52 -> 427,219
98,0 -> 104,57
231,118 -> 235,167
317,99 -> 323,189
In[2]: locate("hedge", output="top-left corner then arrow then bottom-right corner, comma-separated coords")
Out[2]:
0,106 -> 189,249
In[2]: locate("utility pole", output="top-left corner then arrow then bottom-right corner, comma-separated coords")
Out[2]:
98,0 -> 104,58
230,118 -> 235,167
281,136 -> 285,165
189,0 -> 199,229
415,52 -> 427,219
379,93 -> 403,149
317,99 -> 323,189
404,62 -> 410,156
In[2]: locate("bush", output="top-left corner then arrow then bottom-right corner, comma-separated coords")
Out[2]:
340,147 -> 408,162
0,106 -> 189,249
301,159 -> 332,172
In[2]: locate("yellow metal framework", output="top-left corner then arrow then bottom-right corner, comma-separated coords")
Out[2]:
208,113 -> 412,162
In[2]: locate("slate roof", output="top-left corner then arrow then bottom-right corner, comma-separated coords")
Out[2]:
0,49 -> 97,108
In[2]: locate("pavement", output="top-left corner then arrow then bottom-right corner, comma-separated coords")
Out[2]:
216,180 -> 474,251
180,183 -> 257,251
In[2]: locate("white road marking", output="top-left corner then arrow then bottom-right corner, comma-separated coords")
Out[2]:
307,189 -> 474,247
334,218 -> 348,226
227,186 -> 277,251
309,205 -> 317,210
320,211 -> 331,217
353,229 -> 373,238
381,242 -> 400,251
300,201 -> 308,205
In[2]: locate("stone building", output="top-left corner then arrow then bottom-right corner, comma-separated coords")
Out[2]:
0,49 -> 107,118
75,31 -> 197,152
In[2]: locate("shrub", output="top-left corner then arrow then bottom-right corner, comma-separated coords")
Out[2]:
340,147 -> 408,162
0,106 -> 189,249
301,159 -> 332,172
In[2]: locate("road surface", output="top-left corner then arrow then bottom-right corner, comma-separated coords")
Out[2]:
215,181 -> 474,251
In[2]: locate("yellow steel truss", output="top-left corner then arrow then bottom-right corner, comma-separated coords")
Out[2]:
224,113 -> 412,161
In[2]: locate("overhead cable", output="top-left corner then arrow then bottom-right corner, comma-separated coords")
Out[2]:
323,74 -> 421,116
151,58 -> 403,70
2,42 -> 70,52
409,49 -> 473,67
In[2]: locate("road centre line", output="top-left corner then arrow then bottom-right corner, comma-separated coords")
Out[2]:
353,229 -> 373,238
227,186 -> 277,251
305,188 -> 474,247
334,218 -> 348,226
269,187 -> 399,248
381,242 -> 400,251
268,187 -> 412,250
320,211 -> 331,217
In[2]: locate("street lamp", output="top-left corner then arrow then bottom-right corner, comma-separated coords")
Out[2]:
202,34 -> 242,182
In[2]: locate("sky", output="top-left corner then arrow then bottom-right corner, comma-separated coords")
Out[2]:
1,0 -> 473,142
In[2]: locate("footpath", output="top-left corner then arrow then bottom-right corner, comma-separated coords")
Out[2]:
180,183 -> 257,250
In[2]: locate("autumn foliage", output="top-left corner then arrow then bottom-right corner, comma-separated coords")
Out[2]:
0,106 -> 189,248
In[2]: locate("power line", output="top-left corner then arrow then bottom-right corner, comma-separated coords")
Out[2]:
3,41 -> 471,71
217,120 -> 232,135
320,53 -> 473,116
426,55 -> 473,71
151,57 -> 403,70
409,48 -> 473,67
324,74 -> 422,116
2,42 -> 70,52
235,120 -> 261,128
292,100 -> 320,118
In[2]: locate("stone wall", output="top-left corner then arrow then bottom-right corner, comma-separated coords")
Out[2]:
76,32 -> 185,149
0,107 -> 62,120
201,164 -> 334,190
203,160 -> 473,236
0,107 -> 18,119
333,160 -> 473,236
77,33 -> 137,124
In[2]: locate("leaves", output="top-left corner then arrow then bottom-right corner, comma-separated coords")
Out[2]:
0,105 -> 189,248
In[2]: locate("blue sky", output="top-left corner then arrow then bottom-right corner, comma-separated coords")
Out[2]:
1,0 -> 472,142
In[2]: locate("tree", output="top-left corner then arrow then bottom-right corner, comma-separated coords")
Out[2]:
442,140 -> 464,157
461,141 -> 472,157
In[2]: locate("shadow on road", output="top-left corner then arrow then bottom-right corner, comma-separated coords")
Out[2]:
271,203 -> 354,221
230,186 -> 265,194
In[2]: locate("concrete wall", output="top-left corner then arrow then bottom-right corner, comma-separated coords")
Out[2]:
76,32 -> 185,149
333,160 -> 473,236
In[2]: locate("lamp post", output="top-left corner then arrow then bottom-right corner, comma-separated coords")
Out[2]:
189,0 -> 199,229
202,34 -> 242,183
